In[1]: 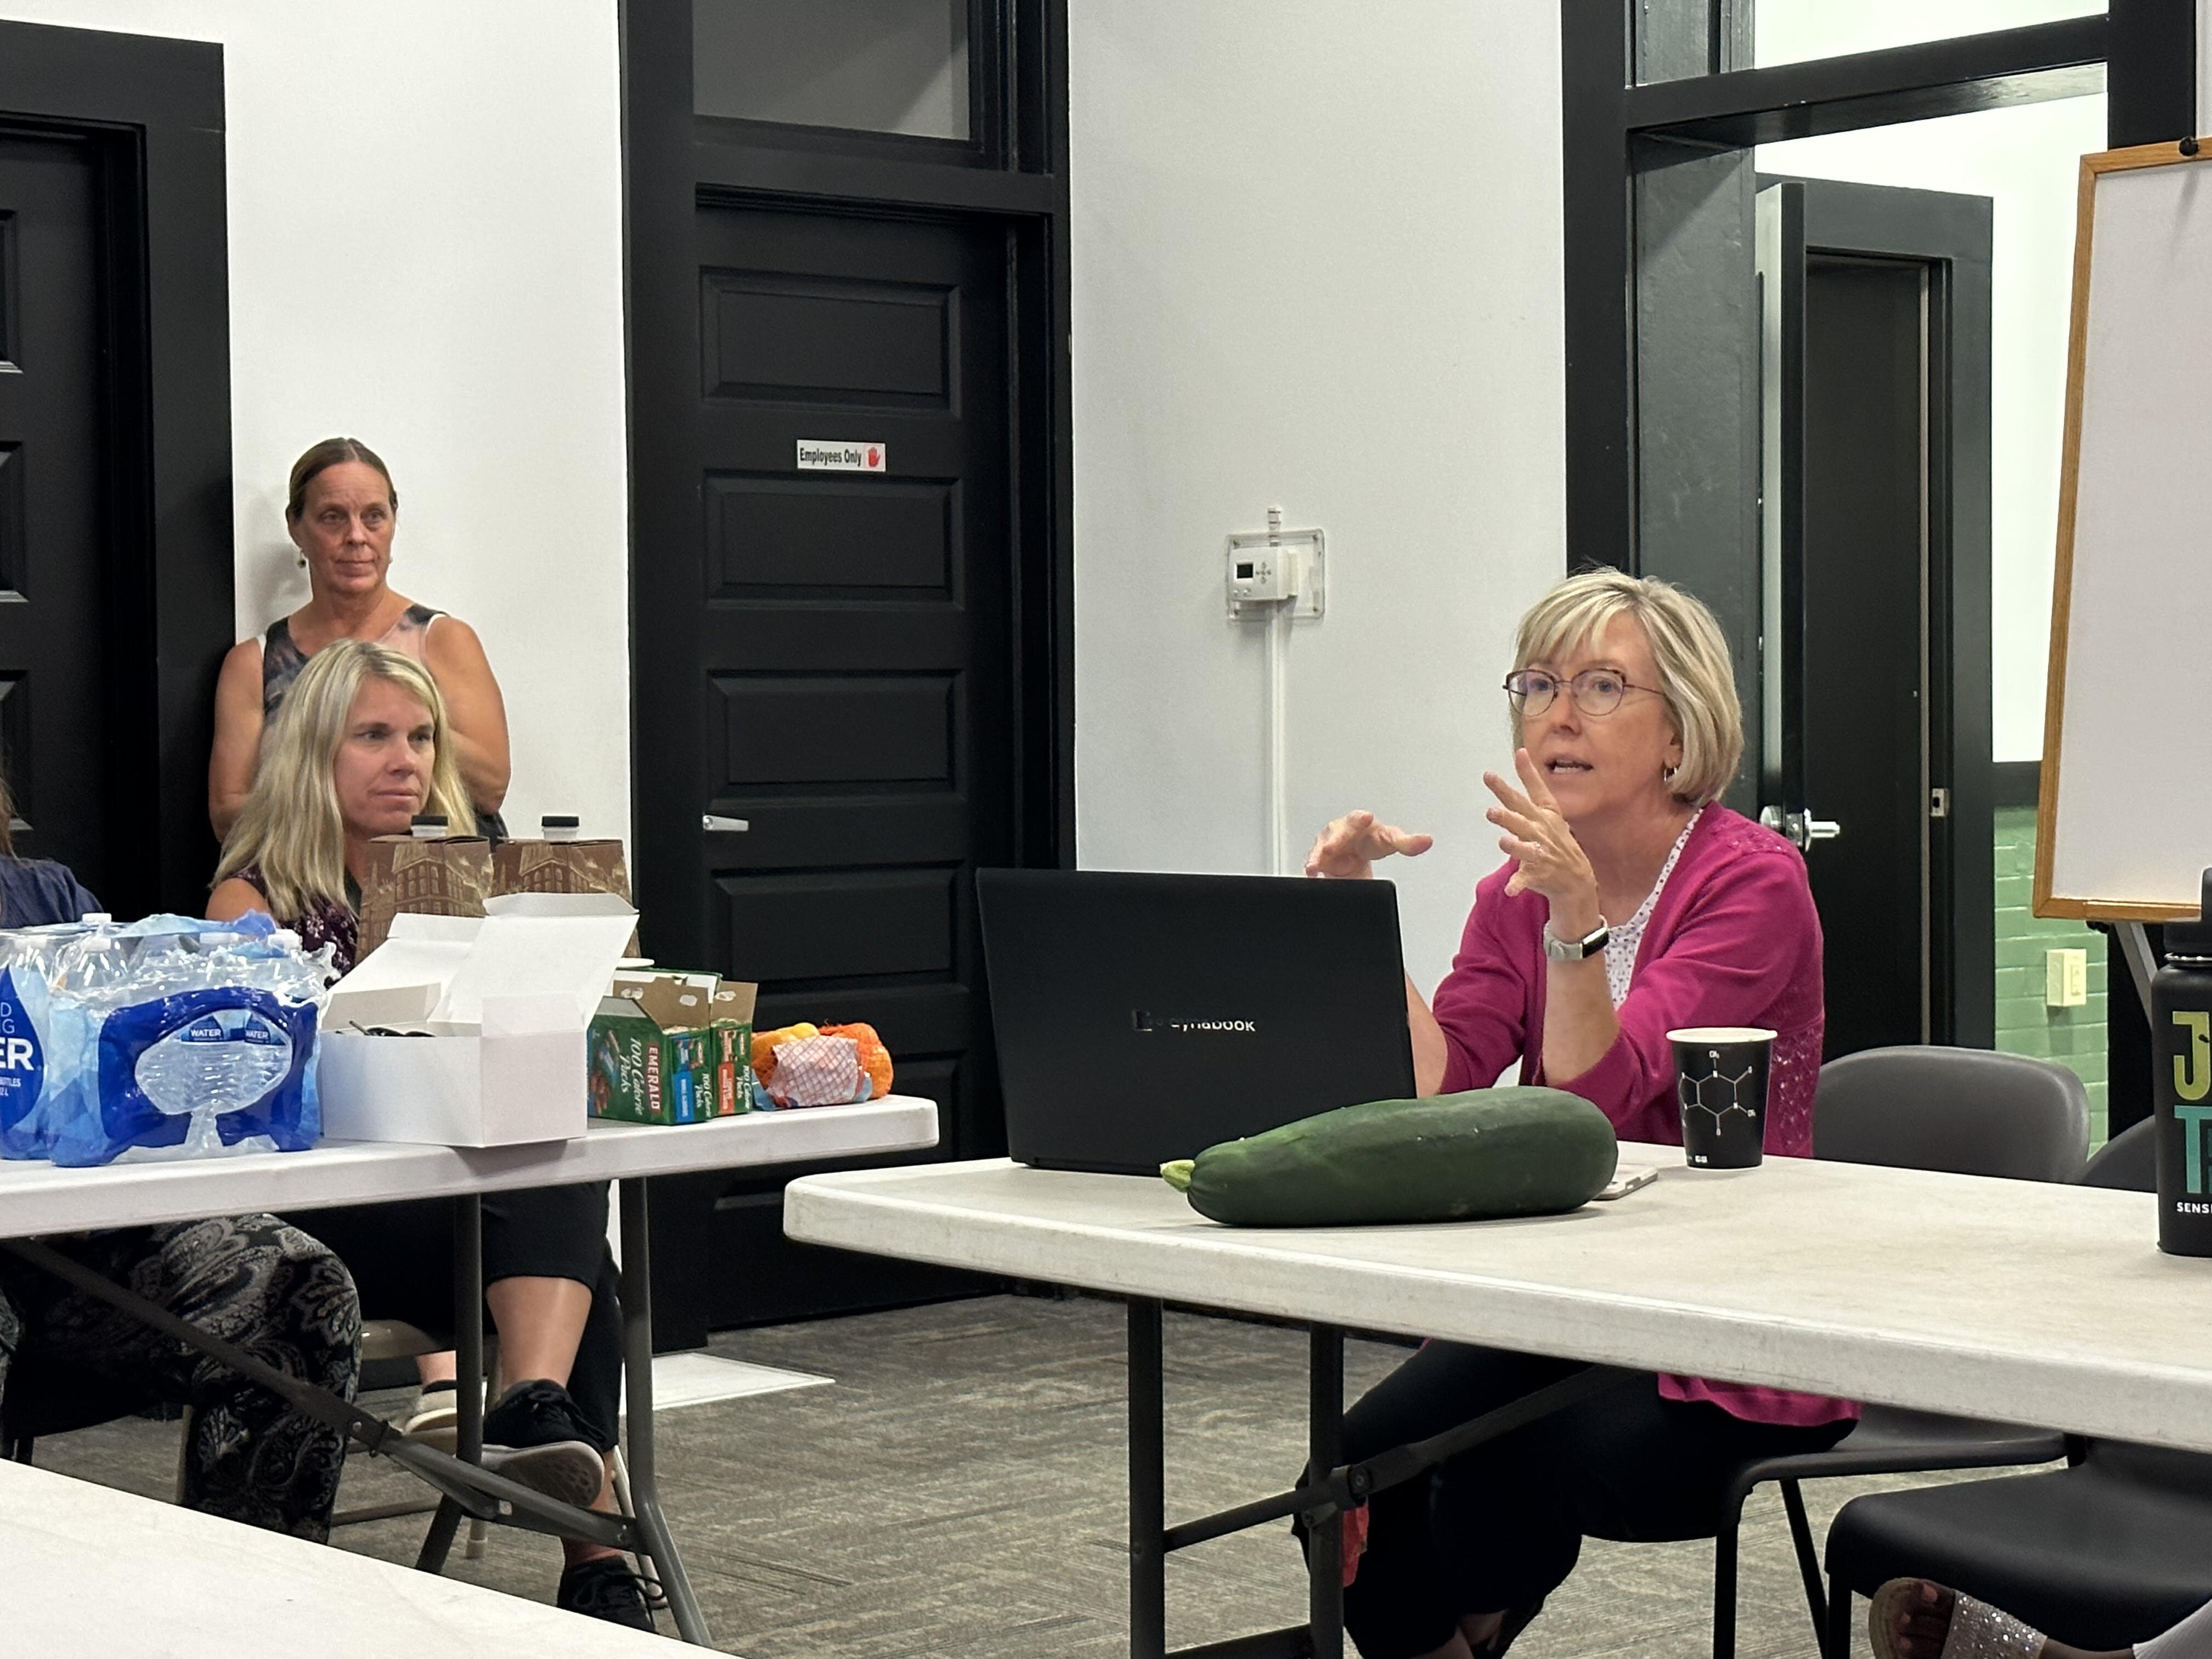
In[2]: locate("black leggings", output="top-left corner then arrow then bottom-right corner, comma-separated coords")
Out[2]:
1334,1342 -> 1853,1659
290,1182 -> 622,1452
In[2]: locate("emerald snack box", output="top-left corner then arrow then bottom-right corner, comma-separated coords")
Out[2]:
588,970 -> 758,1126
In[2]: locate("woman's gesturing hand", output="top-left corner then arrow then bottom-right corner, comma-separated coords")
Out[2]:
1484,749 -> 1600,924
1304,810 -> 1434,879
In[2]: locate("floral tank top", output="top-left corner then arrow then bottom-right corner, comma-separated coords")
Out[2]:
234,865 -> 360,975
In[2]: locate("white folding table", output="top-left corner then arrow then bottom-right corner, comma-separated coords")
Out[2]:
785,1145 -> 2211,1659
1,1096 -> 938,1647
0,1454 -> 699,1657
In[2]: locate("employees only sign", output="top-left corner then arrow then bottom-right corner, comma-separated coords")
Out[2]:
795,439 -> 887,472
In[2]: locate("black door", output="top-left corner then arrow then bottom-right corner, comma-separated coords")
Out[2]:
1758,177 -> 1995,1057
1801,255 -> 1937,1056
0,133 -> 109,902
638,202 -> 1017,1337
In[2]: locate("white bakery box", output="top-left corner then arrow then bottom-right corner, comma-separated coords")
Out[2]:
317,893 -> 639,1146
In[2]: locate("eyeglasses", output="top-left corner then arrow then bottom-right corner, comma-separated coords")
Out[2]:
1503,668 -> 1660,718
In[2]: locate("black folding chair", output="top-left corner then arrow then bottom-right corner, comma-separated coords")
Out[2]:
1709,1046 -> 2087,1659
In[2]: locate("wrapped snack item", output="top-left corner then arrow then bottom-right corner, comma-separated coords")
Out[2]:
749,1022 -> 819,1087
821,1022 -> 894,1099
764,1034 -> 866,1109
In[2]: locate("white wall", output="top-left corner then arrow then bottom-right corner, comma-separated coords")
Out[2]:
1757,0 -> 2100,67
1758,95 -> 2108,765
1068,2 -> 1569,994
2203,0 -> 2212,131
0,1 -> 633,845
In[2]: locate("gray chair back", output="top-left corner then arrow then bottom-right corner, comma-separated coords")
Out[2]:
2079,1115 -> 2156,1192
1813,1046 -> 2089,1183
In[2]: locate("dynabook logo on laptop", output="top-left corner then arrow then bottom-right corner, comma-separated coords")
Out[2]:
1133,1011 -> 1259,1034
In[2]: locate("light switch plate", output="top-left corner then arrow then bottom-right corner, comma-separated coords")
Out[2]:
2046,947 -> 2089,1009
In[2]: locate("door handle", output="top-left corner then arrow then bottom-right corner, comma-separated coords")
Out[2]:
1759,805 -> 1840,851
701,815 -> 750,833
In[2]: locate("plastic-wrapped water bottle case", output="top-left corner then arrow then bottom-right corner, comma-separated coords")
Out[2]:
0,915 -> 335,1166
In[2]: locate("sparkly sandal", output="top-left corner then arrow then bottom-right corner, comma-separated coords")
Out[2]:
1870,1579 -> 2047,1659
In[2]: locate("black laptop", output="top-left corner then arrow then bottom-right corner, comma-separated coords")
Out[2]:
976,869 -> 1417,1175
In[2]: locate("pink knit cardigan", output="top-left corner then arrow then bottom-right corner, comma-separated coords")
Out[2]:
1429,805 -> 1855,1427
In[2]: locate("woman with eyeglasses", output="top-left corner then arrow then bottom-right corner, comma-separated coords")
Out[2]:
1301,568 -> 1849,1659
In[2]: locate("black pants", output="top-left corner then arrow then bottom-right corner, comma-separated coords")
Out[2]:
292,1182 -> 622,1452
0,1215 -> 360,1542
1335,1342 -> 1853,1659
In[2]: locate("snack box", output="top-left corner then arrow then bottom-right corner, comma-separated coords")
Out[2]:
588,969 -> 758,1125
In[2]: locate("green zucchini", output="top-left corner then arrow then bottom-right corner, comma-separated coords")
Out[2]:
1159,1087 -> 1617,1227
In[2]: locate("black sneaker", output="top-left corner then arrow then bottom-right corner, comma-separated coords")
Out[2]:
478,1378 -> 606,1508
558,1555 -> 662,1631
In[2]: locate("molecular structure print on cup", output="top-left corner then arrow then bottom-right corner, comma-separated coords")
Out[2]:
1678,1050 -> 1760,1128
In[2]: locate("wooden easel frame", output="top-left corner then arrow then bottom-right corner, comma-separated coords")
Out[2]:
2035,137 -> 2212,923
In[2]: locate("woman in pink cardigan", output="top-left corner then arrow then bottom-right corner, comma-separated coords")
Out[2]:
1304,569 -> 1852,1659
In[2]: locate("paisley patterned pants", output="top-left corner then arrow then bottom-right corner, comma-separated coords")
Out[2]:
0,1214 -> 360,1542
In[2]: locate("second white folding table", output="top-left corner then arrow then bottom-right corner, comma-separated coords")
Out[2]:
785,1143 -> 2209,1659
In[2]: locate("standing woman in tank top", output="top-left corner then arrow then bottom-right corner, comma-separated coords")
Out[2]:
208,437 -> 511,839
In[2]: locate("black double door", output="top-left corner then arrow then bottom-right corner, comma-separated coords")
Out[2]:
640,202 -> 1017,1339
0,133 -> 112,905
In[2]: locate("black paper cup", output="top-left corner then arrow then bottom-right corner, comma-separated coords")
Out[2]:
1667,1026 -> 1775,1169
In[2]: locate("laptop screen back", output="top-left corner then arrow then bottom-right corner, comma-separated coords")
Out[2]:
978,869 -> 1418,1174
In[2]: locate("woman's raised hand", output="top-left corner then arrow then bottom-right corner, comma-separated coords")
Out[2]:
1483,749 -> 1599,918
1304,810 -> 1434,879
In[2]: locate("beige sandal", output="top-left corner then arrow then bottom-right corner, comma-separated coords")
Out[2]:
1870,1579 -> 2048,1659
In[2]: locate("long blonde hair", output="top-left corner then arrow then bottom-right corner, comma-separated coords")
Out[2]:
215,639 -> 475,922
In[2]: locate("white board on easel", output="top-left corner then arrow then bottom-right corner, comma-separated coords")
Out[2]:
2038,138 -> 2212,923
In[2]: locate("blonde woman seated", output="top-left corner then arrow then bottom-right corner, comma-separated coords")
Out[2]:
208,640 -> 656,1630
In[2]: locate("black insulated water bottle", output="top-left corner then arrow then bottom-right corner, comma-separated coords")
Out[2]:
2153,868 -> 2212,1256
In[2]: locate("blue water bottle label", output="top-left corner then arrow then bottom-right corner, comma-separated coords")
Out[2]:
0,968 -> 42,1130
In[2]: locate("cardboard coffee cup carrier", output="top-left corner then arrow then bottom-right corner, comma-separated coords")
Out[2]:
493,837 -> 633,902
492,835 -> 640,954
354,833 -> 492,961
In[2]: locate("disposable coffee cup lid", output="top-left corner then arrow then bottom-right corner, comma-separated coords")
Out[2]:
541,815 -> 580,828
1666,1026 -> 1776,1044
410,814 -> 449,839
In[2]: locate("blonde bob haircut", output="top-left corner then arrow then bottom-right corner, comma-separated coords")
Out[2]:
1509,568 -> 1743,806
215,639 -> 476,923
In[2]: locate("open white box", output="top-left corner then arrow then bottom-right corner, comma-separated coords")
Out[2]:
317,893 -> 640,1147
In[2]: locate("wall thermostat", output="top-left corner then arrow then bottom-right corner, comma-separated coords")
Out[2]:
1225,527 -> 1325,619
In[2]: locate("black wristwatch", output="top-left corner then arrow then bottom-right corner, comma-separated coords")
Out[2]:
1542,919 -> 1611,963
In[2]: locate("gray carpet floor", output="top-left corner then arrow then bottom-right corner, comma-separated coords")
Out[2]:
29,1293 -> 2024,1657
